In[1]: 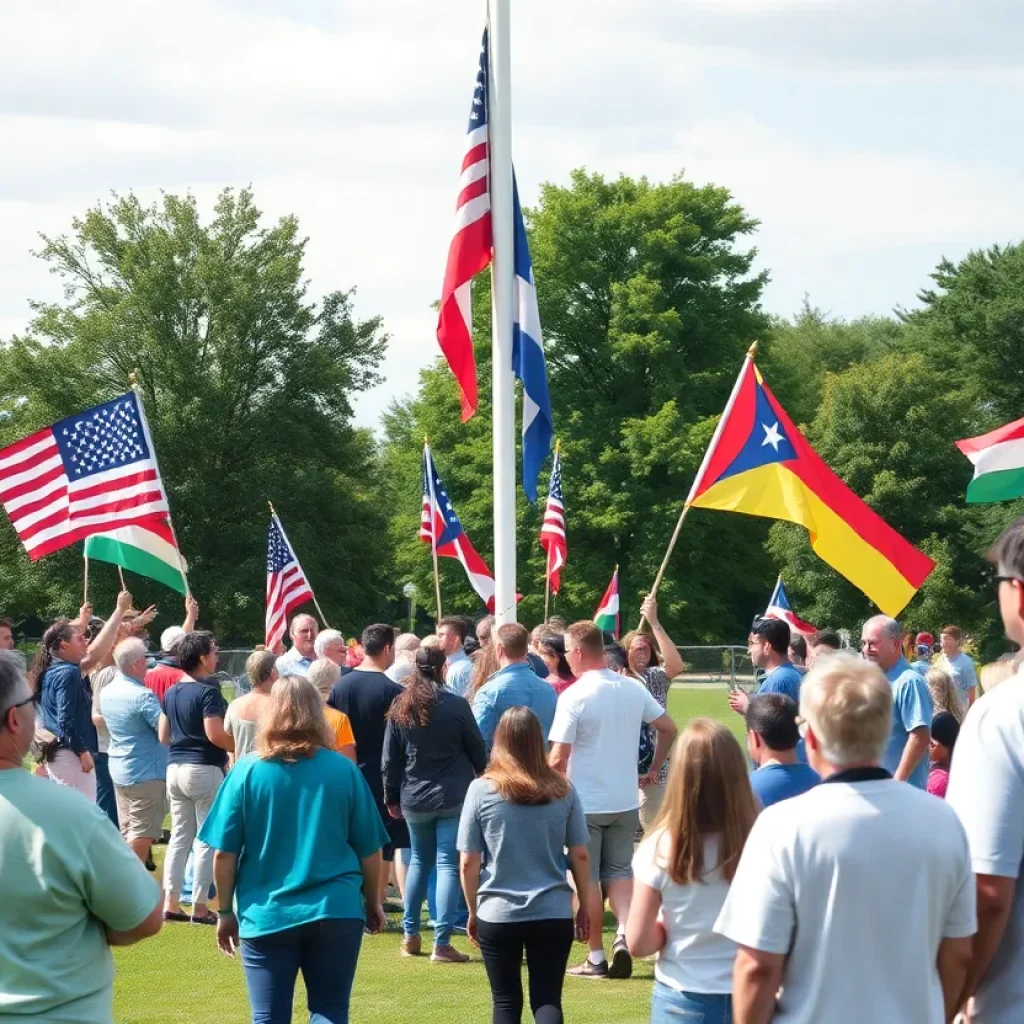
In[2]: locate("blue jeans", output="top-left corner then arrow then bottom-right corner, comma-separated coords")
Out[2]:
651,983 -> 732,1023
399,850 -> 469,928
241,918 -> 363,1024
403,807 -> 461,946
94,752 -> 119,829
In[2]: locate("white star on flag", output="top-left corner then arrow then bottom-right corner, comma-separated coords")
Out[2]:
762,421 -> 785,451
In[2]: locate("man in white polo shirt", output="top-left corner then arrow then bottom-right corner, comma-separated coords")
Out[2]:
716,654 -> 975,1023
550,619 -> 677,980
947,516 -> 1024,1023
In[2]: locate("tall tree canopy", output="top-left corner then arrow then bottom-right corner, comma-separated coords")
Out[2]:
0,189 -> 391,639
382,170 -> 775,640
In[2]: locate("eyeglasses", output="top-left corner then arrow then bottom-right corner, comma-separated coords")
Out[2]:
1,693 -> 36,717
993,575 -> 1023,592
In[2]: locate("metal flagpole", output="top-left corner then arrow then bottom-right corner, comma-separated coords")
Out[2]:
638,341 -> 759,630
129,371 -> 192,599
268,501 -> 330,629
425,440 -> 443,623
488,0 -> 517,626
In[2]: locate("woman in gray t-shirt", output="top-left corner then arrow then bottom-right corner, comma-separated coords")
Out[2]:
458,706 -> 590,1024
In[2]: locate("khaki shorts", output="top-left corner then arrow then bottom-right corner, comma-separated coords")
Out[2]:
115,780 -> 166,841
585,809 -> 640,883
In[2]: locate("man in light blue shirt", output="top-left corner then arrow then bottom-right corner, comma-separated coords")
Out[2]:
472,623 -> 557,750
729,618 -> 803,718
100,637 -> 168,863
275,614 -> 318,677
438,617 -> 473,698
937,625 -> 979,712
862,615 -> 932,788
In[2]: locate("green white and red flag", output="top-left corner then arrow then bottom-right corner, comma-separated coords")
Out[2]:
594,566 -> 620,638
956,416 -> 1024,504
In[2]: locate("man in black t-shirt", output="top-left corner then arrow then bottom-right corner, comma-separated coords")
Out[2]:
327,623 -> 407,902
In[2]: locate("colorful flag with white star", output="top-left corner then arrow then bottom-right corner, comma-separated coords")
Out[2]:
687,359 -> 934,617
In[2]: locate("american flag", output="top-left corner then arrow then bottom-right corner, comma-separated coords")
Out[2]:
0,392 -> 171,560
421,443 -> 496,610
436,28 -> 553,497
436,29 -> 491,422
540,447 -> 566,593
266,513 -> 314,649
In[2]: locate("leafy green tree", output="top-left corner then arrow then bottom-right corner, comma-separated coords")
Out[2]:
0,189 -> 392,640
382,170 -> 775,640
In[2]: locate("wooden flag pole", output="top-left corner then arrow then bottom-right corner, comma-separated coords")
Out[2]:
83,553 -> 89,605
117,565 -> 127,591
543,548 -> 552,623
425,439 -> 443,624
269,500 -> 330,629
638,340 -> 760,631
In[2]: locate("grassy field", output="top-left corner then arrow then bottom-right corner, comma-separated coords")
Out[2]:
112,686 -> 738,1023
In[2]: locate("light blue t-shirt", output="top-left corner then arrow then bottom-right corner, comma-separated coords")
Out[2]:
750,762 -> 820,809
100,673 -> 167,786
446,649 -> 473,698
883,657 -> 933,789
472,662 -> 558,750
199,746 -> 388,939
937,651 -> 978,709
757,662 -> 803,702
0,769 -> 160,1023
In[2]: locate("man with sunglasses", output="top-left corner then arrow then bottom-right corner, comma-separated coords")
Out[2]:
0,652 -> 163,1022
948,520 -> 1024,1024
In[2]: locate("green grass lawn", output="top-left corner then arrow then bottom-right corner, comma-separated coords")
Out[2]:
113,686 -> 736,1023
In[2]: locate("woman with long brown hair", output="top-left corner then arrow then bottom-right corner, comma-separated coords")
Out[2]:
458,707 -> 590,1024
626,718 -> 758,1024
383,646 -> 488,964
199,675 -> 388,1023
925,667 -> 964,725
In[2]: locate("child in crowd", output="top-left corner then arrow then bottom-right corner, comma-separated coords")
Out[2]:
927,712 -> 959,799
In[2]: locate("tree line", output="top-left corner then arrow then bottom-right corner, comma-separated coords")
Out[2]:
1,180 -> 1021,655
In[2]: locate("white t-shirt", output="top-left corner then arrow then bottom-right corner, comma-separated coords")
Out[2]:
632,829 -> 736,994
548,668 -> 663,814
946,675 -> 1024,1024
715,777 -> 976,1024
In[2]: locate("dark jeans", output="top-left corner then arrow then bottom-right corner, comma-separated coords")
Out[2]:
476,918 -> 574,1024
240,918 -> 363,1024
94,752 -> 119,829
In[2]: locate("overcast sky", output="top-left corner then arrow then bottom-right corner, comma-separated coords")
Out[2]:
2,0 -> 1021,428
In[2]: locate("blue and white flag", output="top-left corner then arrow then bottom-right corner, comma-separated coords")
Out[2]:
512,175 -> 553,502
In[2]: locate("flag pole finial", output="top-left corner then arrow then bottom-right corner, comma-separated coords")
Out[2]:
268,500 -> 276,516
128,369 -> 140,389
554,437 -> 560,454
746,340 -> 759,359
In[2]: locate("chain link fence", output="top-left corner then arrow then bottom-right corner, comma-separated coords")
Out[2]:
674,645 -> 755,686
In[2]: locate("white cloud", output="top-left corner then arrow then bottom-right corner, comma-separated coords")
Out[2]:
0,0 -> 1021,431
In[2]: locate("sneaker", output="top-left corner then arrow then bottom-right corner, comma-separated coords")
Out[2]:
607,938 -> 633,979
401,934 -> 422,957
567,958 -> 609,979
431,944 -> 470,964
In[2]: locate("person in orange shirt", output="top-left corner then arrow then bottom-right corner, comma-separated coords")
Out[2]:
306,659 -> 356,762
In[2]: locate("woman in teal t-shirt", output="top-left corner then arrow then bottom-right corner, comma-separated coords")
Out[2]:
200,675 -> 388,1024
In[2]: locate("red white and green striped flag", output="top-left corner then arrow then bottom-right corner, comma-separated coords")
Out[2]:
594,566 -> 620,638
956,416 -> 1024,504
84,523 -> 188,594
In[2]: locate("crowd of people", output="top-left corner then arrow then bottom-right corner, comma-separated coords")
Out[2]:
3,516 -> 1024,1022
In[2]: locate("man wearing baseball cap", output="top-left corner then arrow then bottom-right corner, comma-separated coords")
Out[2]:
144,597 -> 199,706
911,632 -> 935,675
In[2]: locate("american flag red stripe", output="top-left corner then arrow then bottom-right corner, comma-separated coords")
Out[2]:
266,513 -> 315,649
436,32 -> 492,422
539,448 -> 567,593
0,393 -> 171,561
